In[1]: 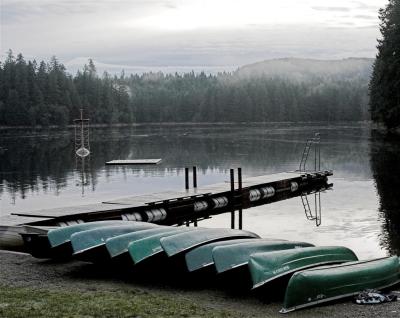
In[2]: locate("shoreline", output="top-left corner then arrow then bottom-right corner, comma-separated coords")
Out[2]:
1,250 -> 399,318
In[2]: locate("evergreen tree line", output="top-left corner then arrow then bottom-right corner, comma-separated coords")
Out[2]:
370,0 -> 400,130
0,50 -> 370,126
0,51 -> 132,126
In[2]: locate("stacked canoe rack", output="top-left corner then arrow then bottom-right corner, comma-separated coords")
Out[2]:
21,221 -> 400,313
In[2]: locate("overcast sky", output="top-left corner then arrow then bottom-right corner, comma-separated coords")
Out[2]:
0,0 -> 386,72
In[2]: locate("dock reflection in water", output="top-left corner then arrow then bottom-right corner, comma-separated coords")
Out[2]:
0,123 -> 397,259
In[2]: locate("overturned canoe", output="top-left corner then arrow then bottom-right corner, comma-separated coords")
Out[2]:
213,240 -> 314,274
160,228 -> 260,257
185,238 -> 260,272
249,246 -> 358,289
128,228 -> 197,264
281,256 -> 400,313
71,223 -> 159,262
106,226 -> 184,259
20,221 -> 130,259
48,221 -> 133,248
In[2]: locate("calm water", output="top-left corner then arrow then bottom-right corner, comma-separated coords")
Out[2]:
0,123 -> 399,259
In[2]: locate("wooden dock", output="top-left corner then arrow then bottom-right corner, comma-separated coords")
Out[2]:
6,170 -> 332,225
0,170 -> 332,251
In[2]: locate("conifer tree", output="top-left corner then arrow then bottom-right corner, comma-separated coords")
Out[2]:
370,0 -> 400,129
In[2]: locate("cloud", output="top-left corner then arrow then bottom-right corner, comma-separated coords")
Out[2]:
353,14 -> 378,20
312,6 -> 352,12
1,0 -> 381,70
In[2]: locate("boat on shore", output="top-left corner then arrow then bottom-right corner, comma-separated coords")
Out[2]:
71,223 -> 159,262
281,256 -> 400,313
106,226 -> 183,261
213,240 -> 314,274
160,228 -> 260,257
249,246 -> 358,289
185,238 -> 260,272
128,228 -> 199,264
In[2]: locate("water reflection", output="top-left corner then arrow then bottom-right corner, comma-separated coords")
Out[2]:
0,124 -> 372,201
370,131 -> 400,255
1,123 -> 397,258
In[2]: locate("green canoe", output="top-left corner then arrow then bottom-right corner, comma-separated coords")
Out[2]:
249,246 -> 358,289
128,228 -> 197,264
185,238 -> 261,272
106,226 -> 183,259
48,221 -> 134,248
213,240 -> 314,274
160,228 -> 260,257
71,223 -> 159,261
281,256 -> 400,313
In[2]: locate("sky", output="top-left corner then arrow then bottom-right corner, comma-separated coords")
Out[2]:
0,0 -> 386,73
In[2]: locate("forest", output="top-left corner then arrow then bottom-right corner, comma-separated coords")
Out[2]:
0,50 -> 370,126
369,0 -> 400,130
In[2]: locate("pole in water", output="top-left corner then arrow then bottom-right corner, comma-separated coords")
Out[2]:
230,168 -> 235,229
185,167 -> 189,190
238,168 -> 243,229
193,166 -> 197,188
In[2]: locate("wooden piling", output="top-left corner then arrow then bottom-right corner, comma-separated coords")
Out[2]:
193,166 -> 197,188
230,169 -> 235,229
185,168 -> 189,190
238,168 -> 243,229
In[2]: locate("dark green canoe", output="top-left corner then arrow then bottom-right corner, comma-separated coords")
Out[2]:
213,240 -> 314,274
281,256 -> 400,313
249,246 -> 358,289
71,223 -> 159,261
128,228 -> 197,264
48,221 -> 133,248
185,238 -> 261,272
160,228 -> 260,257
106,226 -> 183,259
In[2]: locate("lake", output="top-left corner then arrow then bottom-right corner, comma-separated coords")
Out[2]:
0,123 -> 398,259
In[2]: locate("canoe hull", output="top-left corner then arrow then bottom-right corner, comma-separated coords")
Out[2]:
249,246 -> 358,289
185,238 -> 261,272
128,228 -> 196,264
281,256 -> 400,313
48,221 -> 139,248
213,240 -> 314,274
160,228 -> 260,257
71,223 -> 159,261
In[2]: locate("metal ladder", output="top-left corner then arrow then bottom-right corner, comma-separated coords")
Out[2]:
301,192 -> 322,227
299,133 -> 320,172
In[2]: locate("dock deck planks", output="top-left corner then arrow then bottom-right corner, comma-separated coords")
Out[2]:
106,159 -> 162,165
7,171 -> 330,224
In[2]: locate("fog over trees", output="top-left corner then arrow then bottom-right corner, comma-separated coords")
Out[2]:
0,51 -> 372,126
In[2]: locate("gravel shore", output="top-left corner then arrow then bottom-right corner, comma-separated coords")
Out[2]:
1,250 -> 399,318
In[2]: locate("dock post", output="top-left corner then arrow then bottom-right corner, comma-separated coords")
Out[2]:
230,168 -> 235,229
238,168 -> 243,230
185,167 -> 189,190
193,166 -> 197,188
194,219 -> 198,227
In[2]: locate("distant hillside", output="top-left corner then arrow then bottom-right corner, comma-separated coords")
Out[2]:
236,58 -> 374,81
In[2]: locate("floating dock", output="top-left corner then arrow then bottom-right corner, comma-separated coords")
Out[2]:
0,170 -> 332,251
6,170 -> 331,226
106,159 -> 162,165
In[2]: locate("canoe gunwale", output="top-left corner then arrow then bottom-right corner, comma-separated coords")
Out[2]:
280,279 -> 400,313
251,259 -> 351,290
188,261 -> 214,272
218,261 -> 248,273
131,249 -> 163,264
162,233 -> 260,257
72,242 -> 105,256
109,249 -> 128,258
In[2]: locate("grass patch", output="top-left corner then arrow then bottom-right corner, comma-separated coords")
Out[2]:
0,284 -> 237,318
